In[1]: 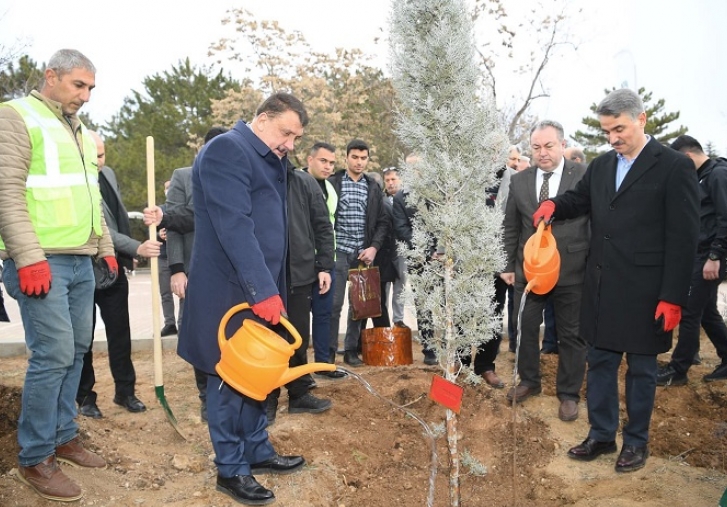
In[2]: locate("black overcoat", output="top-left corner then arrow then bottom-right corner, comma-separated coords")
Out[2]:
552,137 -> 699,354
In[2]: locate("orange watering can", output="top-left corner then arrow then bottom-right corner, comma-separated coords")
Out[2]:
523,220 -> 560,295
216,303 -> 337,401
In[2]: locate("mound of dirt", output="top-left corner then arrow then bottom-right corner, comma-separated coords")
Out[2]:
0,335 -> 725,507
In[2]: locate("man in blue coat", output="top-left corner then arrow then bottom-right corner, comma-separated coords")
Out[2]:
178,93 -> 308,505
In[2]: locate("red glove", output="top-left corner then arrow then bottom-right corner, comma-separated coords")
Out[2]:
103,256 -> 119,278
655,301 -> 681,332
18,260 -> 52,297
532,200 -> 556,228
251,295 -> 286,325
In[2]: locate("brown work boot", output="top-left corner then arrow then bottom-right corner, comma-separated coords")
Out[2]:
16,455 -> 83,502
56,437 -> 106,468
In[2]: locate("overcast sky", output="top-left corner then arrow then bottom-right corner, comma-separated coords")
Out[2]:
2,0 -> 726,153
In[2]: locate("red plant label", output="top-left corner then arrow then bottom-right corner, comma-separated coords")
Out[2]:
429,374 -> 463,414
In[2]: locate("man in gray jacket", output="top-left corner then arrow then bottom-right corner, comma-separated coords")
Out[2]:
76,131 -> 161,419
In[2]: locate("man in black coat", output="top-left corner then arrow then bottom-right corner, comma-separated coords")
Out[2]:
265,161 -> 334,424
656,135 -> 727,385
534,88 -> 699,473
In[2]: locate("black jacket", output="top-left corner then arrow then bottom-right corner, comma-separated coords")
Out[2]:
392,189 -> 437,260
375,197 -> 399,283
328,170 -> 391,256
696,157 -> 727,257
287,165 -> 335,288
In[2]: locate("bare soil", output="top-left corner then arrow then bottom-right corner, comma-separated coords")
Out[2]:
1,334 -> 726,507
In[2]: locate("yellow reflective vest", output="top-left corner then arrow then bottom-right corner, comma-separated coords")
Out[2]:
0,97 -> 102,249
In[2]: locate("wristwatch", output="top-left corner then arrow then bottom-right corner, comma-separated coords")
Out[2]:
708,252 -> 721,261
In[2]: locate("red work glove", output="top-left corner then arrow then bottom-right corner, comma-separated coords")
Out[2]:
103,256 -> 119,278
18,260 -> 52,297
251,295 -> 286,325
532,200 -> 556,228
655,301 -> 681,332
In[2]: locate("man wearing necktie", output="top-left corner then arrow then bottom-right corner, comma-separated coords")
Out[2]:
534,88 -> 700,473
501,120 -> 590,422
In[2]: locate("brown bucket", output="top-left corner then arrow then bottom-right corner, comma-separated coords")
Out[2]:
361,327 -> 413,366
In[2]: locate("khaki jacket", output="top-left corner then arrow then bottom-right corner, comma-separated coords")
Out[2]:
0,91 -> 113,267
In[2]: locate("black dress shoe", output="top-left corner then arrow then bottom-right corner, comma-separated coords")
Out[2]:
216,474 -> 274,505
567,437 -> 617,461
250,454 -> 305,475
315,369 -> 347,379
615,445 -> 649,473
343,351 -> 363,367
160,324 -> 178,337
113,395 -> 147,413
78,401 -> 103,419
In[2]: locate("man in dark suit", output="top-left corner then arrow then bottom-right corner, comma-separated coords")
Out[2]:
501,120 -> 589,421
76,131 -> 161,419
535,88 -> 700,473
178,93 -> 308,505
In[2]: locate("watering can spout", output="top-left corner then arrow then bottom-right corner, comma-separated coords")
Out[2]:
278,362 -> 337,386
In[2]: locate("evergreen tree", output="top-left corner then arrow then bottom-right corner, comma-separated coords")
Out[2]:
390,0 -> 508,504
0,55 -> 43,101
704,141 -> 720,158
571,87 -> 687,160
103,59 -> 241,211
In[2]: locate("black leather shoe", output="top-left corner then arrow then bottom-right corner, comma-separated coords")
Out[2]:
288,392 -> 332,414
251,454 -> 305,475
423,350 -> 437,365
78,401 -> 103,419
567,438 -> 617,461
343,351 -> 363,367
615,445 -> 648,473
656,364 -> 687,386
315,369 -> 347,379
113,395 -> 146,413
160,324 -> 178,337
216,474 -> 274,505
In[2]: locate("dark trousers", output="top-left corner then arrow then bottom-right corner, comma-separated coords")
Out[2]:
158,255 -> 176,327
670,256 -> 727,374
586,347 -> 657,447
513,282 -> 586,401
311,270 -> 335,363
269,282 -> 314,401
506,285 -> 516,351
206,374 -> 274,477
542,297 -> 558,351
77,268 -> 136,404
462,276 -> 506,373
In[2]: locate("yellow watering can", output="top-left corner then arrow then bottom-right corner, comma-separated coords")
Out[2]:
216,303 -> 337,401
523,220 -> 560,295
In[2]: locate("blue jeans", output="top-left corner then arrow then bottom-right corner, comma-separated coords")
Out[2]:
330,250 -> 359,355
311,269 -> 335,363
3,256 -> 95,466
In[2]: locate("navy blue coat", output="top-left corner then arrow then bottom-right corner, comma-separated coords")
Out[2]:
178,121 -> 288,373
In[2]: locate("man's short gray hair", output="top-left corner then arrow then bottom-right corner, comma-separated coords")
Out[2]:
530,120 -> 565,141
596,88 -> 644,120
46,49 -> 96,78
